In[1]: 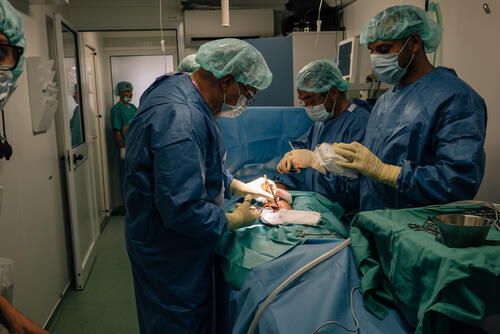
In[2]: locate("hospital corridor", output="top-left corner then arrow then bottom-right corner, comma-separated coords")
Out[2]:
46,216 -> 139,334
0,0 -> 499,334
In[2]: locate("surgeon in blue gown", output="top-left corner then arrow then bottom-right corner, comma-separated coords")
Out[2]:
123,38 -> 274,333
276,59 -> 371,218
333,5 -> 487,211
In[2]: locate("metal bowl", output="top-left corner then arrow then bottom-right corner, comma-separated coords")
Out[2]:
434,214 -> 493,248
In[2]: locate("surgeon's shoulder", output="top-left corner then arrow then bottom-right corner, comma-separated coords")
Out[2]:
430,68 -> 487,125
431,67 -> 485,104
140,73 -> 196,107
349,99 -> 371,122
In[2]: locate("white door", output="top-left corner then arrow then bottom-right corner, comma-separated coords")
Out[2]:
82,44 -> 108,236
52,13 -> 96,290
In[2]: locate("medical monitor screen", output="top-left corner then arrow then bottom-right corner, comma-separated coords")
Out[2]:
338,42 -> 352,77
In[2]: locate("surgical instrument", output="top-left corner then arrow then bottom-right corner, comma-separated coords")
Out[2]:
288,141 -> 302,173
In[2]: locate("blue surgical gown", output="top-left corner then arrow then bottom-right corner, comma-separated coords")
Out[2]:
123,73 -> 233,333
361,67 -> 487,211
291,100 -> 371,216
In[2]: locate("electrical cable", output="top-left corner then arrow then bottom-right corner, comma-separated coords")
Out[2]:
428,2 -> 442,67
313,0 -> 324,47
1,109 -> 5,140
372,80 -> 381,99
340,0 -> 344,40
427,200 -> 499,226
159,0 -> 167,73
312,286 -> 360,333
246,238 -> 352,334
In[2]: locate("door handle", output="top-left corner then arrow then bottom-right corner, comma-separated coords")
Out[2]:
73,154 -> 84,162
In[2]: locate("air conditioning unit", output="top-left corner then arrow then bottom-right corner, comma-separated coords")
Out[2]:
184,9 -> 274,47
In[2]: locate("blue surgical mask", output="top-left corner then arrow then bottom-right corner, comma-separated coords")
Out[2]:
304,91 -> 336,122
220,83 -> 248,118
0,71 -> 15,111
370,37 -> 415,85
123,96 -> 132,103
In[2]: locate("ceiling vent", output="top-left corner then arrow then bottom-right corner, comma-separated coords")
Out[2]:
184,9 -> 274,47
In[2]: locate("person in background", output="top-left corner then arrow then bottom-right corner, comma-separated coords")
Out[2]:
69,84 -> 81,147
124,38 -> 274,333
177,53 -> 200,74
333,5 -> 487,211
277,59 -> 371,220
0,0 -> 49,333
110,81 -> 137,185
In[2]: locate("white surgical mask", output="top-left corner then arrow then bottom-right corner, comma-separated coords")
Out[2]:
219,83 -> 248,118
370,37 -> 415,85
123,96 -> 132,103
0,71 -> 15,111
304,91 -> 336,122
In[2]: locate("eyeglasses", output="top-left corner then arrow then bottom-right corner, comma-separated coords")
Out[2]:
238,82 -> 256,104
298,92 -> 328,107
0,44 -> 24,71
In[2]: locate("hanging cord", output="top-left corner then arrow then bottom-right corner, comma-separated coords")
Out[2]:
340,0 -> 344,40
1,109 -> 6,140
313,0 -> 324,47
159,0 -> 167,73
246,238 -> 352,334
428,2 -> 442,67
312,286 -> 360,333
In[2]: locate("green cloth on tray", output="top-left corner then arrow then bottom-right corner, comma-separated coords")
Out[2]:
350,205 -> 500,334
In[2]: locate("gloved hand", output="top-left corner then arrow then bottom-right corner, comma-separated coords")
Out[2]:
333,142 -> 401,187
277,151 -> 295,174
289,149 -> 326,174
120,147 -> 126,160
277,150 -> 323,175
225,195 -> 261,230
229,178 -> 276,200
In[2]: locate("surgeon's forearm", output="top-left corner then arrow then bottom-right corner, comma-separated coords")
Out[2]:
123,124 -> 130,136
0,296 -> 7,327
0,296 -> 48,334
113,130 -> 124,149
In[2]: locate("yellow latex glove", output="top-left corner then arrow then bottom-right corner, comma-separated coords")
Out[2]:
277,151 -> 296,174
277,150 -> 325,174
333,142 -> 401,187
225,195 -> 261,230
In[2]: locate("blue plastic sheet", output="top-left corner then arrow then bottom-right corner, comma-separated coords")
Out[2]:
216,239 -> 413,334
218,106 -> 312,185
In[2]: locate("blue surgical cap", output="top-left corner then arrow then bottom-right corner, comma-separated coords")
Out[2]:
114,81 -> 133,96
196,38 -> 273,90
360,5 -> 443,53
177,54 -> 200,73
0,0 -> 26,83
296,59 -> 350,93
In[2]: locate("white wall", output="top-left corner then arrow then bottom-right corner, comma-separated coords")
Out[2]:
343,0 -> 500,202
0,4 -> 72,327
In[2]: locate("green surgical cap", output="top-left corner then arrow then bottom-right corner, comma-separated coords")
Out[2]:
360,5 -> 443,53
196,38 -> 272,90
0,0 -> 26,83
296,59 -> 350,93
114,81 -> 133,96
177,54 -> 200,73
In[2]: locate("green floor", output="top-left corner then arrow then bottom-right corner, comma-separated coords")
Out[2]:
47,216 -> 140,334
